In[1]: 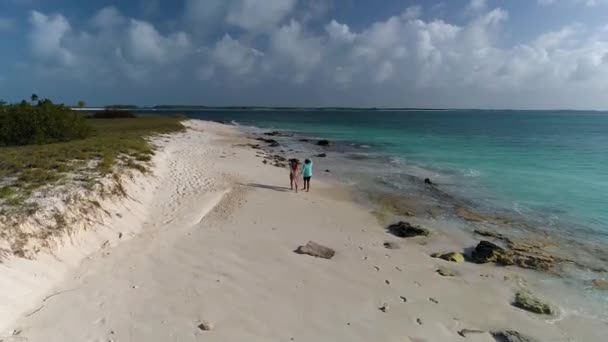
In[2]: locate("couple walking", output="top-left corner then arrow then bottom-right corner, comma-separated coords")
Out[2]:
289,158 -> 313,193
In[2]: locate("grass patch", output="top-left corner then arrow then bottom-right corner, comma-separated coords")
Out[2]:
0,117 -> 184,204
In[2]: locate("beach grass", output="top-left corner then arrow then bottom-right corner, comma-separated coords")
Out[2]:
0,117 -> 184,205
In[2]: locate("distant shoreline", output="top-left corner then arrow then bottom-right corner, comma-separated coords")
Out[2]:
71,107 -> 608,113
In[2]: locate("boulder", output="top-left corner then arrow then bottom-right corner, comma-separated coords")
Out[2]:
295,241 -> 335,259
387,221 -> 430,238
325,169 -> 331,173
431,252 -> 465,263
424,178 -> 434,185
471,240 -> 505,263
316,140 -> 330,146
491,331 -> 536,342
513,290 -> 553,315
317,153 -> 327,157
299,138 -> 310,142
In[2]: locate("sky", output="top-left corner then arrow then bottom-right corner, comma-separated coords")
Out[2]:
1,0 -> 608,109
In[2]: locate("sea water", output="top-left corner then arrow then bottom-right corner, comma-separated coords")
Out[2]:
180,109 -> 608,246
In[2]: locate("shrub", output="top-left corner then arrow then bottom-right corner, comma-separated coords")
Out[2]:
90,110 -> 137,119
0,98 -> 92,146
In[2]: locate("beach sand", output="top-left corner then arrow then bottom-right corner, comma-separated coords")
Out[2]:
1,120 -> 606,341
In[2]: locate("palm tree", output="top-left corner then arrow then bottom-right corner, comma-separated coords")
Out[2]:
77,100 -> 86,108
31,93 -> 39,104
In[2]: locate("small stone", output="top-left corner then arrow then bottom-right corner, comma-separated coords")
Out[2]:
436,267 -> 456,277
383,242 -> 400,250
197,321 -> 214,331
399,296 -> 407,302
316,140 -> 330,146
12,328 -> 22,335
379,303 -> 389,312
429,298 -> 439,304
431,252 -> 465,263
118,232 -> 123,239
424,178 -> 433,185
317,153 -> 327,157
513,290 -> 553,315
416,318 -> 423,325
385,280 -> 391,285
294,241 -> 335,259
373,266 -> 380,271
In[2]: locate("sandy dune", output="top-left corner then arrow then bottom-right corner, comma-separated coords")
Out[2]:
2,121 -> 606,341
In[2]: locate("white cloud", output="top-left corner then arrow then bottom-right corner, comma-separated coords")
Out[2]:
270,20 -> 321,82
227,0 -> 296,32
402,5 -> 422,20
467,0 -> 487,13
212,34 -> 263,75
92,6 -> 125,30
21,3 -> 608,108
184,0 -> 296,33
29,11 -> 75,65
126,19 -> 191,64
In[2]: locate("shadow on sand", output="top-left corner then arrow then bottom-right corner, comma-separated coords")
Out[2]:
241,183 -> 292,192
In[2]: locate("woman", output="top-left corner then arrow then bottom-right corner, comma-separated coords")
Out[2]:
289,159 -> 300,192
301,159 -> 313,192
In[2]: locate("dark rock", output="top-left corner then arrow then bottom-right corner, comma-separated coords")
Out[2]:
325,169 -> 331,173
317,153 -> 327,157
299,138 -> 310,142
491,330 -> 536,342
264,131 -> 285,136
379,303 -> 389,312
424,178 -> 434,185
262,160 -> 268,164
316,140 -> 330,146
387,221 -> 430,238
269,142 -> 280,147
436,267 -> 456,277
197,321 -> 214,331
513,290 -> 553,315
471,240 -> 505,263
295,241 -> 335,259
383,242 -> 400,250
458,329 -> 485,337
273,155 -> 287,162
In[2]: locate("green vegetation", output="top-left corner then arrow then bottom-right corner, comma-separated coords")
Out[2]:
0,97 -> 91,146
0,99 -> 184,205
90,109 -> 137,119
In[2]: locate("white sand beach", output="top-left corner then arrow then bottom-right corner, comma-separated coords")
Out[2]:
1,120 -> 606,341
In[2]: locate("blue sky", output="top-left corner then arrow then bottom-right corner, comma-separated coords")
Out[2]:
1,0 -> 608,109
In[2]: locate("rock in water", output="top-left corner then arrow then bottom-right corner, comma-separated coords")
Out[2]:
424,178 -> 434,185
383,242 -> 400,250
431,252 -> 465,263
471,240 -> 505,263
295,241 -> 335,259
513,290 -> 553,315
491,330 -> 536,342
592,279 -> 608,290
387,221 -> 430,238
316,140 -> 330,146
